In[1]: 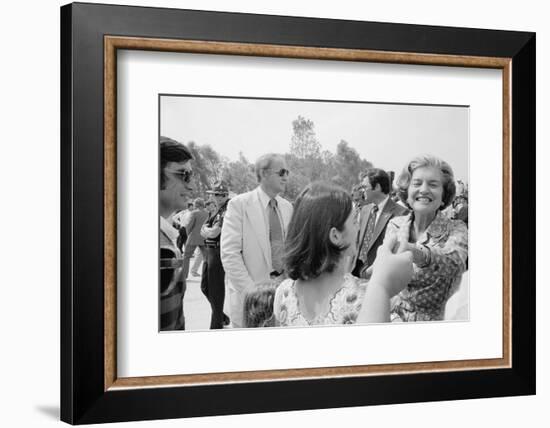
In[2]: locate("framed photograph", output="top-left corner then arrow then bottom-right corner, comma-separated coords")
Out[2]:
61,2 -> 535,424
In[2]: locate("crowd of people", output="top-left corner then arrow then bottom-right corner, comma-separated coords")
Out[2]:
159,135 -> 469,331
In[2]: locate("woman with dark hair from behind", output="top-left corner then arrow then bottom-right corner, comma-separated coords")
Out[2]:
272,181 -> 412,326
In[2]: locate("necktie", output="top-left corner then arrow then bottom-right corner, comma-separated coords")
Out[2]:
268,198 -> 284,272
359,205 -> 378,263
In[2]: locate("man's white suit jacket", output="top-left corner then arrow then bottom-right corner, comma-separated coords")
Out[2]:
220,187 -> 293,327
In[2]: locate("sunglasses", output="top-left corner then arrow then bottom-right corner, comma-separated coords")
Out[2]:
165,169 -> 193,183
268,168 -> 290,177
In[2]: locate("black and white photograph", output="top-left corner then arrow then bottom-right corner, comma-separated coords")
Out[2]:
1,0 -> 542,426
159,94 -> 469,332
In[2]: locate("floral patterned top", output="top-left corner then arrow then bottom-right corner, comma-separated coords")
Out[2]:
273,274 -> 368,326
386,211 -> 468,322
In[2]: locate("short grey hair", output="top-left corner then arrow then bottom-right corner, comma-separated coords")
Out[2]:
254,153 -> 285,182
395,154 -> 456,210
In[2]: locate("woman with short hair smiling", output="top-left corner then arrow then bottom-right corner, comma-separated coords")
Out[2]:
387,155 -> 468,322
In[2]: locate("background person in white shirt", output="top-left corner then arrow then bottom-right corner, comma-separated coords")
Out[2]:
221,153 -> 293,328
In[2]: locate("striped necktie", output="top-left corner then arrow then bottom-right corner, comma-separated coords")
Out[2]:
359,205 -> 379,263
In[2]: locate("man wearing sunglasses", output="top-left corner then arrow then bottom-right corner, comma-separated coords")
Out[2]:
221,153 -> 293,328
159,136 -> 194,331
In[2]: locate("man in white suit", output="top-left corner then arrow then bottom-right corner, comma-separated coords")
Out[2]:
221,153 -> 293,328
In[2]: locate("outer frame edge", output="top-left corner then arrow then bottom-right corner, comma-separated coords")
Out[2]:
60,2 -> 75,425
64,3 -> 536,424
510,33 -> 536,395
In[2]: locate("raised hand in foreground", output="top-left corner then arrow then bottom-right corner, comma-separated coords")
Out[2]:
357,235 -> 413,323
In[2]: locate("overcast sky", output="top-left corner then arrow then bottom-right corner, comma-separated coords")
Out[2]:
160,95 -> 469,181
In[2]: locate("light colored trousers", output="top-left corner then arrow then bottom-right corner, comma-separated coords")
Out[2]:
181,244 -> 206,279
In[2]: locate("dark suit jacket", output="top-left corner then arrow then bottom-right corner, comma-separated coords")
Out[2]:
182,209 -> 209,246
353,198 -> 408,276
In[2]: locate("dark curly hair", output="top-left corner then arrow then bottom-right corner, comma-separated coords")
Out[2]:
284,181 -> 353,281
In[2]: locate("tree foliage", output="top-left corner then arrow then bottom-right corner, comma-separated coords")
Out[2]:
185,141 -> 223,196
332,140 -> 373,191
168,115 -> 374,202
220,152 -> 257,195
289,116 -> 321,159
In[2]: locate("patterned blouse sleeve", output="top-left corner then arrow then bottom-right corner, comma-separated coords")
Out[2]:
342,276 -> 368,324
424,219 -> 468,279
273,282 -> 285,324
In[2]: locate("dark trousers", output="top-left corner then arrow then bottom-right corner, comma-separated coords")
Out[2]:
201,246 -> 225,329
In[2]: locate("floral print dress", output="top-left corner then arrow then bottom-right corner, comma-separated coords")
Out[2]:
273,274 -> 368,326
386,211 -> 468,322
